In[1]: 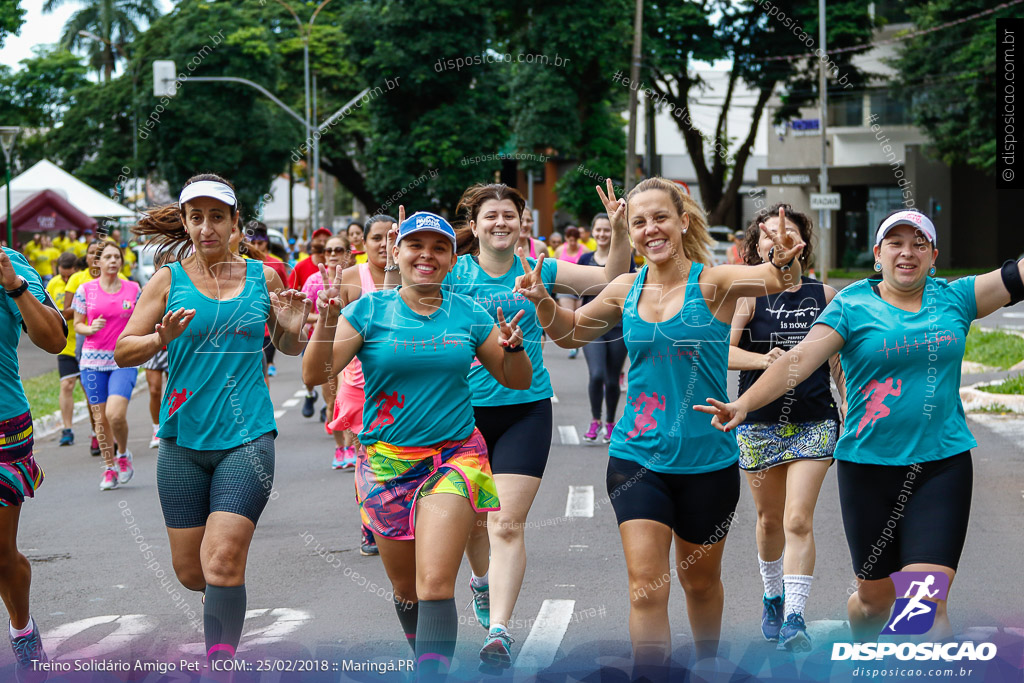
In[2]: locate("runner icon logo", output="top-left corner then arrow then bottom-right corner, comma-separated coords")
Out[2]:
884,571 -> 950,635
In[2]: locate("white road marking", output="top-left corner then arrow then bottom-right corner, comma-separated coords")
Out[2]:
293,389 -> 308,397
274,410 -> 287,419
999,313 -> 1024,318
515,599 -> 575,670
282,398 -> 300,407
558,425 -> 579,445
565,485 -> 594,517
178,608 -> 313,655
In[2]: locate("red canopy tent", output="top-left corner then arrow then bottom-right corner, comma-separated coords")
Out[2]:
0,189 -> 98,249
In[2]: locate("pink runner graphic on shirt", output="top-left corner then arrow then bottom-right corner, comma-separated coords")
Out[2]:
166,389 -> 193,417
625,392 -> 666,441
856,377 -> 902,437
368,391 -> 406,431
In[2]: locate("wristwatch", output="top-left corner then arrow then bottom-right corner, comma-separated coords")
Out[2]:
3,276 -> 27,298
767,246 -> 794,272
383,264 -> 399,273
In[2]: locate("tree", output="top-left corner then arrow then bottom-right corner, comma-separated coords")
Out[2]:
892,0 -> 1000,173
0,1 -> 25,50
43,0 -> 162,81
643,0 -> 876,225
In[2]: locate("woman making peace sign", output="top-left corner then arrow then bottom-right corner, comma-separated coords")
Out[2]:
517,178 -> 805,680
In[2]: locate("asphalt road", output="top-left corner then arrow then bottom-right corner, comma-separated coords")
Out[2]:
8,342 -> 1024,682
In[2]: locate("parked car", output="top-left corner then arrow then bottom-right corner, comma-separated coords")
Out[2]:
708,225 -> 735,266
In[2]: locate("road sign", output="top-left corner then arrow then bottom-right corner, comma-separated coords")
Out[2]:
810,192 -> 841,210
153,61 -> 177,97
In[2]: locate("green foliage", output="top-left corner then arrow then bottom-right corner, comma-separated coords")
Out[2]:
977,373 -> 1024,395
23,370 -> 85,417
44,0 -> 162,80
892,0 -> 1002,173
965,326 -> 1024,370
0,1 -> 25,50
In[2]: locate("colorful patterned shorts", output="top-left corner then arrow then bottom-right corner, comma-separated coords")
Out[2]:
355,429 -> 499,540
0,412 -> 44,506
736,419 -> 838,472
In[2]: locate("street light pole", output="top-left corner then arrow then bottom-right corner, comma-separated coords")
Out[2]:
624,0 -> 644,193
818,0 -> 830,284
0,127 -> 19,248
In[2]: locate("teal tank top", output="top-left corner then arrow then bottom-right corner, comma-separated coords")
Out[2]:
158,259 -> 277,450
607,262 -> 739,474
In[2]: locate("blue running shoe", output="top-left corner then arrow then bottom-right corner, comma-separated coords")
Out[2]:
777,613 -> 812,652
58,429 -> 73,447
761,594 -> 784,641
479,627 -> 514,669
470,580 -> 489,630
10,618 -> 48,682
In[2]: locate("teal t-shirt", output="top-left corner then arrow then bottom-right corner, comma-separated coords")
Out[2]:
608,263 -> 739,474
159,260 -> 277,450
1,249 -> 48,422
445,256 -> 558,406
343,288 -> 497,446
814,277 -> 978,466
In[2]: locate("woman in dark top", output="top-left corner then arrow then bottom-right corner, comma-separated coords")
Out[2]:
577,212 -> 634,443
728,204 -> 845,652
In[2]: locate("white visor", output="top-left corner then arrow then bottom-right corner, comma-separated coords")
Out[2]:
178,180 -> 237,209
875,210 -> 936,247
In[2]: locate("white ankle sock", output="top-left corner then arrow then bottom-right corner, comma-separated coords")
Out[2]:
490,623 -> 506,634
758,554 -> 784,598
470,572 -> 488,588
10,618 -> 34,638
783,575 -> 813,618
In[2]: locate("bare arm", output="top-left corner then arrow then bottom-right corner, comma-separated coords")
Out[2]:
727,296 -> 784,371
551,179 -> 633,293
116,268 -> 198,367
526,269 -> 634,349
10,287 -> 66,354
974,258 -> 1023,319
474,311 -> 532,390
264,266 -> 310,356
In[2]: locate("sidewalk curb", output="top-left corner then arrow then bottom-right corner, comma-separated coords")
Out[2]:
34,378 -> 150,440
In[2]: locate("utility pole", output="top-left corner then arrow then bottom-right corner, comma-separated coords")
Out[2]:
818,0 -> 830,284
624,0 -> 644,193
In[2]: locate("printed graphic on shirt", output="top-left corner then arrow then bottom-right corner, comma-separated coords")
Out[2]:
856,377 -> 902,437
368,391 -> 406,431
877,331 -> 962,359
167,388 -> 193,417
625,392 -> 666,441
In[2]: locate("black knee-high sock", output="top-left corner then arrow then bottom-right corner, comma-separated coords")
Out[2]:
415,598 -> 457,679
394,597 -> 419,653
204,584 -> 247,660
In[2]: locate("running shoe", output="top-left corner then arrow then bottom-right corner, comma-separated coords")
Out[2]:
470,580 -> 490,630
117,451 -> 134,485
761,594 -> 784,641
360,526 -> 379,556
320,406 -> 327,423
341,448 -> 358,470
267,364 -> 277,377
332,447 -> 347,470
583,420 -> 602,443
568,348 -> 578,359
777,613 -> 812,652
619,373 -> 627,391
149,425 -> 160,449
90,435 -> 100,457
10,618 -> 48,680
602,423 -> 614,444
100,468 -> 119,491
302,389 -> 318,418
479,627 -> 514,669
59,429 -> 74,447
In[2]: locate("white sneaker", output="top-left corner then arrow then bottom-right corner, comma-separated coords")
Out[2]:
149,425 -> 160,449
100,468 -> 119,491
117,451 -> 134,484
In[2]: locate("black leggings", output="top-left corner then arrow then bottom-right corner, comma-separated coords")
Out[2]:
582,328 -> 628,421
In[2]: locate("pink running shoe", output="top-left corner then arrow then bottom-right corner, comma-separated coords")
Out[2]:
603,423 -> 614,444
332,447 -> 346,470
583,420 -> 602,443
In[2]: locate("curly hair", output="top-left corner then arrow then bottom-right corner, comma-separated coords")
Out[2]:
742,203 -> 814,267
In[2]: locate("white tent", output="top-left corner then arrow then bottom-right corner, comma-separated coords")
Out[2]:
0,159 -> 136,219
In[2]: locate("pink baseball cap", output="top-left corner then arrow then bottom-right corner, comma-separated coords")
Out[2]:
875,210 -> 936,247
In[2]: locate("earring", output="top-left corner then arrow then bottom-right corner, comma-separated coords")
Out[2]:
929,266 -> 936,276
874,262 -> 882,272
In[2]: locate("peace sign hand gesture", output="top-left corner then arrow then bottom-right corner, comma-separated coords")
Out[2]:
314,262 -> 345,317
496,307 -> 526,349
692,397 -> 747,433
761,206 -> 806,269
514,248 -> 550,305
595,177 -> 627,234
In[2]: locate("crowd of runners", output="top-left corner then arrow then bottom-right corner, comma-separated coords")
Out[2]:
3,171 -> 1022,681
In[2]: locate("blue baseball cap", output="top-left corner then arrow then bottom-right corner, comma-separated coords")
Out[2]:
398,212 -> 457,251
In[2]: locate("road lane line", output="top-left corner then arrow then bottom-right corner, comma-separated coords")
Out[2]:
515,599 -> 575,670
565,486 -> 594,517
274,410 -> 287,419
293,389 -> 308,397
282,398 -> 300,407
558,425 -> 579,445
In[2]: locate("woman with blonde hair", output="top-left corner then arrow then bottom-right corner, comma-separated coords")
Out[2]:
517,177 -> 805,679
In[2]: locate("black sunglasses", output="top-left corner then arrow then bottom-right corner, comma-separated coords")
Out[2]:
324,246 -> 349,255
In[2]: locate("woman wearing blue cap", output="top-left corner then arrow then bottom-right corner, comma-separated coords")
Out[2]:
115,173 -> 310,663
304,210 -> 532,679
697,208 -> 1024,642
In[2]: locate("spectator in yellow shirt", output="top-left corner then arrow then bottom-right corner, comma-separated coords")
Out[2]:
28,234 -> 61,283
47,252 -> 84,446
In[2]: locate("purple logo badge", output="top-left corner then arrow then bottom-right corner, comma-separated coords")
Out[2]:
884,571 -> 950,635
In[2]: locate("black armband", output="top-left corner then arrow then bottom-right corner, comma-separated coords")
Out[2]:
1001,259 -> 1024,307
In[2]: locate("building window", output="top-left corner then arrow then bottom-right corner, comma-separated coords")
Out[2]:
866,187 -> 908,249
869,90 -> 910,126
828,92 -> 864,128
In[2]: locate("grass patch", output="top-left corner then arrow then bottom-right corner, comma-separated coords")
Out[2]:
977,374 -> 1024,395
971,403 -> 1015,414
22,370 -> 85,417
965,326 -> 1024,370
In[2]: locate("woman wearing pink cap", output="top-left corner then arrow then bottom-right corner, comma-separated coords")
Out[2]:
698,208 -> 1024,642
